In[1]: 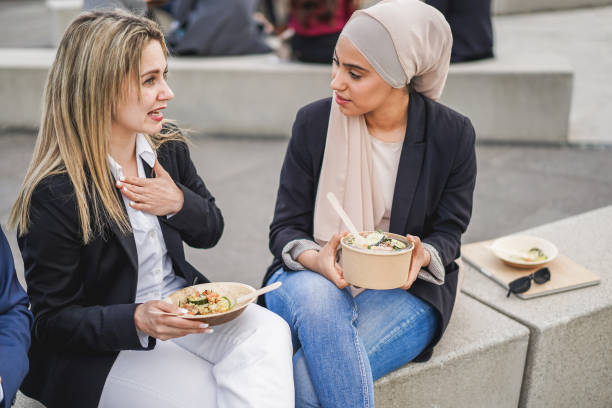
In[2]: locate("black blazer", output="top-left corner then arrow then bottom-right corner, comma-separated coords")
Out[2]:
262,92 -> 476,361
18,139 -> 223,408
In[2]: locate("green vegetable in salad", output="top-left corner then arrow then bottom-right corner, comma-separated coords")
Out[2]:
346,231 -> 409,251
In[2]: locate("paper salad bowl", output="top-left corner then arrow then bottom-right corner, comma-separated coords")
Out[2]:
340,232 -> 414,289
164,282 -> 256,326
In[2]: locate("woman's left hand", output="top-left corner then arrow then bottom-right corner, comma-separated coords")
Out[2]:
400,234 -> 431,290
117,160 -> 184,216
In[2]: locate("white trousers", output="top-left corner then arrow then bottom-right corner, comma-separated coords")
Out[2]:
99,304 -> 294,408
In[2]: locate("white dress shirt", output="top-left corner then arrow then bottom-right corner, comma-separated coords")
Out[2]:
108,134 -> 187,345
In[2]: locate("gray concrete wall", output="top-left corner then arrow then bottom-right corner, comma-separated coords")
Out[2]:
0,50 -> 574,143
493,0 -> 612,15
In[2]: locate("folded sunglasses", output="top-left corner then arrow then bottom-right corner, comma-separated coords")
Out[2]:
506,267 -> 551,297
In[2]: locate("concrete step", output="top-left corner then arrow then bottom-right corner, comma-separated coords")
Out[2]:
360,0 -> 612,15
0,48 -> 574,143
374,293 -> 530,407
493,0 -> 612,15
46,0 -> 82,46
439,54 -> 573,143
461,206 -> 612,408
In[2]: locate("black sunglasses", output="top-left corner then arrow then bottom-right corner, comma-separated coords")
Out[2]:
506,267 -> 551,297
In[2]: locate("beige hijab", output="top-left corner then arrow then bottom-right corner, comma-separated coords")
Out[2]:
313,0 -> 452,244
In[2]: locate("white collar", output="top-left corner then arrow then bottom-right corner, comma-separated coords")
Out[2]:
135,133 -> 156,168
108,134 -> 157,180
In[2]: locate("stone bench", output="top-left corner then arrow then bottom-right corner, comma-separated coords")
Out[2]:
14,293 -> 529,408
45,0 -> 82,47
493,0 -> 612,15
461,205 -> 612,407
374,293 -> 529,407
0,48 -> 573,143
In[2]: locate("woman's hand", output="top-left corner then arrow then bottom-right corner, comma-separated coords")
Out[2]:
297,233 -> 349,289
134,300 -> 212,341
117,160 -> 184,216
400,234 -> 431,290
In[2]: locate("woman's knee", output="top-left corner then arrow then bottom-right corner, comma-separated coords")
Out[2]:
245,304 -> 294,356
279,270 -> 353,318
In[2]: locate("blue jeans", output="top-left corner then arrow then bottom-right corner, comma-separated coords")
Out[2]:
265,268 -> 440,408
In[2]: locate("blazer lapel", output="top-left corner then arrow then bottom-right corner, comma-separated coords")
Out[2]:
390,92 -> 427,234
110,188 -> 138,272
142,159 -> 179,263
142,160 -> 153,179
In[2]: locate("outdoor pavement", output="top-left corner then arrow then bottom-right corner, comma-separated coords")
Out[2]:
2,131 -> 611,289
1,1 -> 611,290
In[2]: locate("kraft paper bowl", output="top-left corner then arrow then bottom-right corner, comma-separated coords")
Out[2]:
164,282 -> 256,326
340,232 -> 414,289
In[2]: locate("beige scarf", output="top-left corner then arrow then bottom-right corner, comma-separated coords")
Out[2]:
313,0 -> 452,244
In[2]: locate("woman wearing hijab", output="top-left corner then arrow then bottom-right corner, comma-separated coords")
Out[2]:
261,0 -> 477,406
9,10 -> 293,408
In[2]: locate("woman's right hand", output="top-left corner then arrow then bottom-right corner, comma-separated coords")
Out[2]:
134,300 -> 212,341
297,233 -> 349,289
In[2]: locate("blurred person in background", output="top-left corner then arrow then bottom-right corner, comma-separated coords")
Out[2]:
9,10 -> 293,408
0,226 -> 32,408
83,0 -> 176,30
426,0 -> 493,62
284,0 -> 357,63
166,0 -> 273,56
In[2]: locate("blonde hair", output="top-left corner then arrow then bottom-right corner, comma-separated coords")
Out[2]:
8,9 -> 183,243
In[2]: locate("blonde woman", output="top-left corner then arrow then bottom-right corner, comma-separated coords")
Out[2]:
9,10 -> 293,408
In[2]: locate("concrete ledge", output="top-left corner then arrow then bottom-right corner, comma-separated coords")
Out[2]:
46,0 -> 82,46
0,48 -> 573,143
439,54 -> 573,143
493,0 -> 612,15
461,205 -> 612,407
374,293 -> 530,408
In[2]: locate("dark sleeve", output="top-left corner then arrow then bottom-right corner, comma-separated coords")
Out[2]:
18,180 -> 152,353
0,228 -> 32,408
162,141 -> 224,249
423,117 -> 477,266
269,108 -> 319,260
